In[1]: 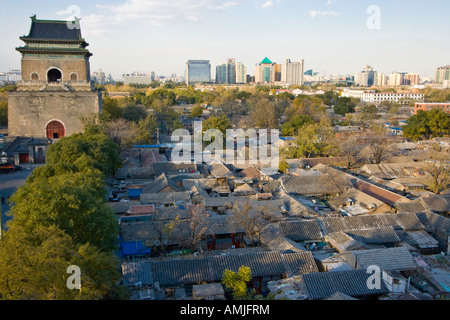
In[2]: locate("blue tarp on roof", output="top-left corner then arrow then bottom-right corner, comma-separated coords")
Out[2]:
128,188 -> 142,199
122,241 -> 151,256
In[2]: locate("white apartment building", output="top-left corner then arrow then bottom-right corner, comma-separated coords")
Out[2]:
341,88 -> 424,104
281,58 -> 304,86
235,62 -> 247,84
122,73 -> 154,85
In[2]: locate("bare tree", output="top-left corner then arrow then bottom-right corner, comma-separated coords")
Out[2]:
338,136 -> 363,169
101,118 -> 140,152
177,204 -> 210,254
425,151 -> 450,194
363,137 -> 395,164
229,201 -> 267,247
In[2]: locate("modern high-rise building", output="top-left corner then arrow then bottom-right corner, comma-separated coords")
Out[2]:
388,72 -> 407,86
235,62 -> 247,84
376,73 -> 387,86
185,60 -> 211,85
435,66 -> 450,84
404,73 -> 420,86
281,58 -> 305,86
357,65 -> 376,87
216,59 -> 236,84
255,57 -> 280,84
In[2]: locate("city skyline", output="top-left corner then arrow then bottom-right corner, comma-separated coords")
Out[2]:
0,0 -> 449,80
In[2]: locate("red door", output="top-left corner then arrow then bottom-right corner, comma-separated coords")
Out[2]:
19,153 -> 29,164
207,237 -> 215,250
46,121 -> 65,140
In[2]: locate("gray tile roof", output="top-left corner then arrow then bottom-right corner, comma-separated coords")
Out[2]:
416,211 -> 450,234
121,250 -> 318,286
281,174 -> 341,196
350,246 -> 417,271
279,220 -> 323,242
281,252 -> 320,275
420,195 -> 450,213
345,226 -> 400,245
301,269 -> 389,300
151,258 -> 212,286
208,251 -> 286,281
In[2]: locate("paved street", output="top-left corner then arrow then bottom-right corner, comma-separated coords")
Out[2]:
0,167 -> 36,232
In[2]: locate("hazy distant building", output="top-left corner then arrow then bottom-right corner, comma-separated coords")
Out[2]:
435,66 -> 450,84
357,65 -> 376,87
185,60 -> 211,85
388,72 -> 407,86
216,59 -> 236,84
92,69 -> 106,84
376,73 -> 387,86
255,57 -> 280,83
404,73 -> 420,86
123,73 -> 154,85
281,58 -> 304,86
235,62 -> 247,84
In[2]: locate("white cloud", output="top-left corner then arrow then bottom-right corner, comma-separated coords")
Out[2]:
261,0 -> 281,9
309,10 -> 339,18
62,0 -> 246,36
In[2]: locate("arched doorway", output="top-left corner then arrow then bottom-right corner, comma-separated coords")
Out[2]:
47,68 -> 62,83
46,120 -> 65,139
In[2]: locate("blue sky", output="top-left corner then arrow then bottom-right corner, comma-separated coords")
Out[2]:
1,0 -> 449,80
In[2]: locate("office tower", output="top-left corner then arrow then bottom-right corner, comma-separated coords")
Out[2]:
185,60 -> 211,85
255,57 -> 280,83
216,59 -> 237,84
282,58 -> 305,86
358,65 -> 376,87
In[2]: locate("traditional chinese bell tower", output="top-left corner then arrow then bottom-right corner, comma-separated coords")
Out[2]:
8,15 -> 102,140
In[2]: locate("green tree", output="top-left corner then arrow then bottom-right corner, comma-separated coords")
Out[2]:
0,102 -> 7,126
281,114 -> 315,136
0,224 -> 126,300
222,266 -> 252,300
45,132 -> 122,177
288,122 -> 338,158
101,97 -> 123,120
191,105 -> 204,118
403,109 -> 450,140
122,105 -> 148,123
333,97 -> 356,116
202,114 -> 232,137
8,166 -> 119,251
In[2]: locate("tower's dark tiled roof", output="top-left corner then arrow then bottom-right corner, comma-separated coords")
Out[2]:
24,16 -> 83,41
